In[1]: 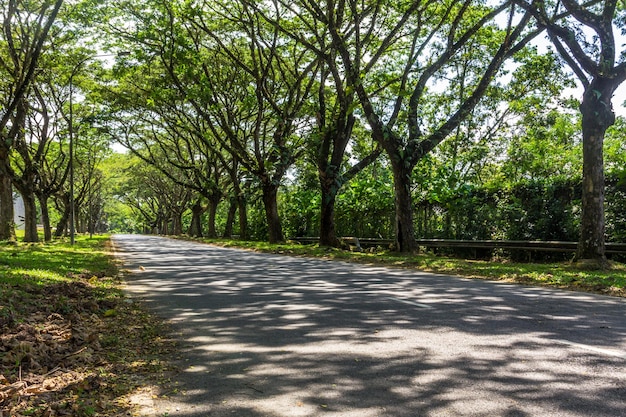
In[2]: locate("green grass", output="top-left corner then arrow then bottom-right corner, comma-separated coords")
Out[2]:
0,234 -> 119,323
0,234 -> 115,285
182,237 -> 626,296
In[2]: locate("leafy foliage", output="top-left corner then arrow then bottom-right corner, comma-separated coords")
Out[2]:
2,0 -> 626,262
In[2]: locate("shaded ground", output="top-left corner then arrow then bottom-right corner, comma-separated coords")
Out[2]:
182,237 -> 626,298
115,234 -> 626,417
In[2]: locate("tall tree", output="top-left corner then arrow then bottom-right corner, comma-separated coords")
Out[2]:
33,62 -> 72,241
114,111 -> 229,238
11,86 -> 58,242
104,0 -> 319,243
291,0 -> 540,251
248,2 -> 383,246
0,0 -> 63,240
10,96 -> 41,242
515,0 -> 626,267
184,2 -> 319,243
100,46 -> 236,238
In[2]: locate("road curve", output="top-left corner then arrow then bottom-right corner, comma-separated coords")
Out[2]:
112,234 -> 626,417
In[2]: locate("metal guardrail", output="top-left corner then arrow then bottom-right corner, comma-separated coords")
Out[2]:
290,237 -> 626,254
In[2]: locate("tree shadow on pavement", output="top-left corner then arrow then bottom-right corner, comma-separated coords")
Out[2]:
114,235 -> 626,417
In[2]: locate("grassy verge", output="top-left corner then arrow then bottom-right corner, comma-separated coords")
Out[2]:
182,237 -> 626,297
0,235 -> 173,417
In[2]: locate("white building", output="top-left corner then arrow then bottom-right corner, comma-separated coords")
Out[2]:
13,193 -> 25,230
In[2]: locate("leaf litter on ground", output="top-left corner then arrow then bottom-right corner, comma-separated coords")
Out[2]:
0,240 -> 176,417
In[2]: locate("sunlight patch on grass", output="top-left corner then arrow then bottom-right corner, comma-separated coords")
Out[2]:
0,235 -> 116,288
4,267 -> 71,284
1,234 -> 174,416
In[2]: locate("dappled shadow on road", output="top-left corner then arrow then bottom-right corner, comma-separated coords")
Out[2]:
113,235 -> 626,417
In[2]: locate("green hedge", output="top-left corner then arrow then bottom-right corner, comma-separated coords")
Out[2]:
414,173 -> 626,259
275,172 -> 625,260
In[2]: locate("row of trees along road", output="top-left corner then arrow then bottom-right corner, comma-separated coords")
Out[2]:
0,0 -> 116,243
0,0 -> 63,242
1,0 -> 625,268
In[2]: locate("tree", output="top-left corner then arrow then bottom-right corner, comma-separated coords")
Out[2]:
33,62 -> 74,240
9,96 -> 41,242
11,84 -> 62,242
115,112 -> 229,238
102,0 -> 319,243
116,158 -> 192,234
289,0 -> 539,251
248,2 -> 384,246
182,2 -> 319,243
100,49 -> 235,238
0,0 -> 63,241
515,0 -> 626,267
71,127 -> 111,236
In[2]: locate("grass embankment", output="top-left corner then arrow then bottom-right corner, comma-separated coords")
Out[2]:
185,237 -> 626,297
0,235 -> 172,417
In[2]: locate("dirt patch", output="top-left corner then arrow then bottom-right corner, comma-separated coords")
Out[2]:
0,278 -> 174,416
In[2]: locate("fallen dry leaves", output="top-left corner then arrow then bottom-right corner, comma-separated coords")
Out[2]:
0,278 -> 174,417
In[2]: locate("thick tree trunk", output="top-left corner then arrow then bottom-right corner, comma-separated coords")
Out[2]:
38,194 -> 52,242
262,182 -> 284,244
575,80 -> 615,267
55,193 -> 70,238
315,109 -> 358,247
158,213 -> 168,235
0,169 -> 16,241
21,191 -> 39,243
189,201 -> 204,237
207,197 -> 220,238
323,148 -> 384,248
171,212 -> 183,235
77,214 -> 86,234
390,159 -> 418,253
319,173 -> 339,247
223,196 -> 236,238
237,195 -> 248,240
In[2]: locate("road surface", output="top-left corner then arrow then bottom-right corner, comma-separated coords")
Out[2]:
112,234 -> 626,417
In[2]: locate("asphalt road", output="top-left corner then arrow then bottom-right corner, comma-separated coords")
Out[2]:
112,234 -> 626,417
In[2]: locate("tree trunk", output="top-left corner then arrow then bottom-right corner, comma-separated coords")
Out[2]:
21,191 -> 39,243
575,79 -> 615,267
171,212 -> 183,235
158,213 -> 168,235
77,214 -> 85,234
189,201 -> 204,237
390,159 -> 418,253
87,200 -> 94,237
223,196 -> 236,238
262,182 -> 284,244
319,173 -> 339,246
38,194 -> 52,242
206,204 -> 216,238
55,193 -> 70,237
207,197 -> 220,238
0,169 -> 16,241
237,194 -> 248,240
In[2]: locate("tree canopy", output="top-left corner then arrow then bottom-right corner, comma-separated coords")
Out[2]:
1,0 -> 625,265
